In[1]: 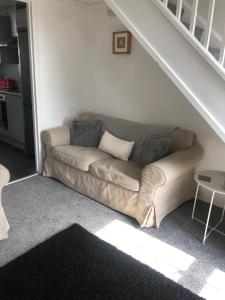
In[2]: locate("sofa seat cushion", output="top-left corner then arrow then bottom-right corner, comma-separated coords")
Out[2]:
90,158 -> 142,192
52,145 -> 111,172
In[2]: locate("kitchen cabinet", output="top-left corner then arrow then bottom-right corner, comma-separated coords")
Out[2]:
0,47 -> 19,64
0,16 -> 11,42
0,16 -> 19,64
6,94 -> 25,143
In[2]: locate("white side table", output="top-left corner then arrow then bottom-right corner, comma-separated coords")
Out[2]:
192,170 -> 225,244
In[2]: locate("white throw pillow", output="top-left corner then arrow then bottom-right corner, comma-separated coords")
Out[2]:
98,131 -> 135,161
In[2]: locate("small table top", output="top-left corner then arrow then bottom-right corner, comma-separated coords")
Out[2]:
194,170 -> 225,195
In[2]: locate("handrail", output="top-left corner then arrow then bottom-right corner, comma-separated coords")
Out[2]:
154,0 -> 225,72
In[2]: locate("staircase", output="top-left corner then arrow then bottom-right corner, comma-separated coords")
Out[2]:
104,0 -> 225,143
161,0 -> 224,69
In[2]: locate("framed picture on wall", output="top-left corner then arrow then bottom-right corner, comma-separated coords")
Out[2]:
113,31 -> 132,54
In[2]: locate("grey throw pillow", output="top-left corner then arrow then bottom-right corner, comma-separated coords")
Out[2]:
70,120 -> 102,147
131,134 -> 171,166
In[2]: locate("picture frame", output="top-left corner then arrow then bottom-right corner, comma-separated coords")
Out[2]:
113,31 -> 132,54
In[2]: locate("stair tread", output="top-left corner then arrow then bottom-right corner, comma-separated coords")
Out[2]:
167,2 -> 185,18
183,22 -> 189,30
195,26 -> 204,41
182,22 -> 204,41
209,47 -> 220,61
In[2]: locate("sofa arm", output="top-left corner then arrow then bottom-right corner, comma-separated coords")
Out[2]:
42,126 -> 70,148
42,126 -> 70,177
0,165 -> 10,187
141,144 -> 203,188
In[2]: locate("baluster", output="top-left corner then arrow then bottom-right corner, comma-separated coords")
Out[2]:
204,0 -> 215,49
190,0 -> 199,35
176,0 -> 183,20
219,25 -> 225,66
162,0 -> 168,6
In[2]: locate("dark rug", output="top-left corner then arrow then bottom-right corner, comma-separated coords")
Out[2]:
0,224 -> 203,300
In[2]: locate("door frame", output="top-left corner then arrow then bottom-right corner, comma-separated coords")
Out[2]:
17,0 -> 41,173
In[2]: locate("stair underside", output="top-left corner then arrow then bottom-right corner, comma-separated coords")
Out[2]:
105,0 -> 225,144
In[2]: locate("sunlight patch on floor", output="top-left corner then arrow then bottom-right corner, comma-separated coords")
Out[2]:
95,220 -> 225,300
95,220 -> 195,283
200,268 -> 225,300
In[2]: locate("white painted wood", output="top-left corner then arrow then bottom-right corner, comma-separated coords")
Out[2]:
190,0 -> 198,35
162,0 -> 168,6
105,0 -> 225,143
7,174 -> 38,185
16,0 -> 41,173
153,0 -> 225,80
182,0 -> 222,46
176,0 -> 183,20
203,0 -> 215,49
219,25 -> 225,66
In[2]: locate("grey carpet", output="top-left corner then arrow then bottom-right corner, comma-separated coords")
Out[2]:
1,175 -> 225,299
0,141 -> 35,181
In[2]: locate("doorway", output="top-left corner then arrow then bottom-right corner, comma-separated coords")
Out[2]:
0,0 -> 38,182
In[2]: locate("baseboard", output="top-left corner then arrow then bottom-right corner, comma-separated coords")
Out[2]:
0,134 -> 25,150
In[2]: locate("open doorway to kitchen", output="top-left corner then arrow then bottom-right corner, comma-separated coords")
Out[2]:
0,0 -> 37,182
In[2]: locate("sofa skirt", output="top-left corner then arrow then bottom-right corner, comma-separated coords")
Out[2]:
44,158 -> 155,227
0,203 -> 9,240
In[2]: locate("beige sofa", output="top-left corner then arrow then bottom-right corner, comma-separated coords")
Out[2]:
0,164 -> 10,240
42,112 -> 202,228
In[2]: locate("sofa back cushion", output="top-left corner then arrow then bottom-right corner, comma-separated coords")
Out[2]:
79,112 -> 195,154
170,128 -> 196,152
70,120 -> 102,147
131,134 -> 171,166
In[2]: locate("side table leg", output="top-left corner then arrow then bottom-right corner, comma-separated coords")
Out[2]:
203,191 -> 215,244
192,184 -> 199,220
221,204 -> 225,222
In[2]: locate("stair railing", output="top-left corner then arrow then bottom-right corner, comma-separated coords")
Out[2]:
176,0 -> 183,20
219,28 -> 225,65
189,0 -> 198,35
203,0 -> 215,49
153,0 -> 225,78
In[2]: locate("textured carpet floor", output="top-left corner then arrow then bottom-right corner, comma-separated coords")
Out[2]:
0,224 -> 202,300
1,176 -> 225,299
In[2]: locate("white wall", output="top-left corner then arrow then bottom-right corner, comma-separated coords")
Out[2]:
29,0 -> 91,170
30,0 -> 225,205
79,4 -> 225,205
31,0 -> 90,131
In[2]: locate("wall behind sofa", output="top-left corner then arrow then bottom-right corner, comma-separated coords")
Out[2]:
29,0 -> 92,169
31,0 -> 90,130
82,5 -> 225,206
30,1 -> 225,205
